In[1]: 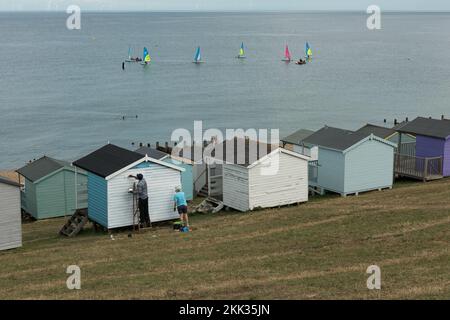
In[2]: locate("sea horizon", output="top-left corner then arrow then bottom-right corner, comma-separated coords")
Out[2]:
1,10 -> 450,13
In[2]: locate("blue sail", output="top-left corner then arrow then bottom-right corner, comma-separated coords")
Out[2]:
305,42 -> 312,58
143,47 -> 149,60
194,46 -> 201,62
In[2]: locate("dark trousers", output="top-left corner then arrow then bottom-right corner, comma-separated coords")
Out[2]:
138,198 -> 150,226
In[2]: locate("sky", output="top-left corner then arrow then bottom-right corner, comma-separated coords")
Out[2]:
0,0 -> 448,12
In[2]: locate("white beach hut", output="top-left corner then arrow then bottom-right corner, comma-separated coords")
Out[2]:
207,139 -> 310,212
0,176 -> 22,251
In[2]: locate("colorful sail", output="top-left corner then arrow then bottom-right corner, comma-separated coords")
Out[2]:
194,46 -> 201,62
239,42 -> 245,57
306,42 -> 312,58
285,45 -> 292,60
143,47 -> 151,63
284,45 -> 291,61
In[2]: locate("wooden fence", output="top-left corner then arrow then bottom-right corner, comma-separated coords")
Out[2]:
396,142 -> 416,157
394,153 -> 443,181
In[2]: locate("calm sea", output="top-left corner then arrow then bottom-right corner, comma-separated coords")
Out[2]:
1,12 -> 450,168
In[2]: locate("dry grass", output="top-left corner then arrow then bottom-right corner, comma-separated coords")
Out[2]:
0,178 -> 449,300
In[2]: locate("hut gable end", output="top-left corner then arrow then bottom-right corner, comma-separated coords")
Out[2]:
0,180 -> 22,251
344,139 -> 394,193
248,151 -> 308,210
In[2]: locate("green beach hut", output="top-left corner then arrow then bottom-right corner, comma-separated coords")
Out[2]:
16,156 -> 88,220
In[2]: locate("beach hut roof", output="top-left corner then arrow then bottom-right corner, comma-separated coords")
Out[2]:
355,124 -> 397,139
392,121 -> 410,131
303,126 -> 359,151
134,146 -> 168,160
16,156 -> 69,183
74,144 -> 184,180
281,129 -> 315,145
74,144 -> 144,178
0,176 -> 21,188
397,117 -> 450,139
304,126 -> 395,152
207,138 -> 276,167
207,138 -> 307,167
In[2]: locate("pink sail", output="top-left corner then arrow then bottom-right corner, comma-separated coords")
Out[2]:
285,45 -> 291,61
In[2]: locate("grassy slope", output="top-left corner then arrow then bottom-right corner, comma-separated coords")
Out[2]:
0,179 -> 449,300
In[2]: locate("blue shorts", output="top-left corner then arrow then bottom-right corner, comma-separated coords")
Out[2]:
177,205 -> 188,214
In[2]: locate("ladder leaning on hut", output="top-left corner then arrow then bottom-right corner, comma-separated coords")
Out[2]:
131,182 -> 151,233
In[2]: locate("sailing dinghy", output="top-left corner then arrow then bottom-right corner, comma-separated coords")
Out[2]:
125,47 -> 137,62
236,42 -> 246,59
282,44 -> 292,62
193,46 -> 204,64
140,47 -> 152,65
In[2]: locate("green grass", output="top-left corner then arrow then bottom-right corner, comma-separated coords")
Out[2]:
0,179 -> 449,299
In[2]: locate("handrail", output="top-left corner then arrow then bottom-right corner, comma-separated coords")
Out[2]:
396,153 -> 443,161
194,167 -> 207,186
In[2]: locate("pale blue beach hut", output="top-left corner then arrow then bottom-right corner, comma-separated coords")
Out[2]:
303,126 -> 397,196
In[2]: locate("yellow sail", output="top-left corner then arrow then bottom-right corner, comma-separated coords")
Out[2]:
238,42 -> 245,58
143,47 -> 151,63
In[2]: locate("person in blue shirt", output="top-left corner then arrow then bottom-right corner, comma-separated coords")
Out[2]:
173,186 -> 189,231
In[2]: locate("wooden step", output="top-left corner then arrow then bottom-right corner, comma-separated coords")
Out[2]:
60,209 -> 89,237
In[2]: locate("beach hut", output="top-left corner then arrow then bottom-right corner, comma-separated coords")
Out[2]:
207,138 -> 310,212
281,129 -> 317,159
73,144 -> 184,229
355,123 -> 416,154
135,146 -> 194,201
303,126 -> 396,196
16,156 -> 88,220
0,176 -> 22,251
395,117 -> 450,179
169,144 -> 211,198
